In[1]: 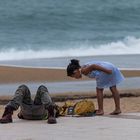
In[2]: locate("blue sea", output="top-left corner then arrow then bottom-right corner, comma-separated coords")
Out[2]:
0,0 -> 140,95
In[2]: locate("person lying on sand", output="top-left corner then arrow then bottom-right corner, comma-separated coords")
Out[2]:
0,85 -> 57,124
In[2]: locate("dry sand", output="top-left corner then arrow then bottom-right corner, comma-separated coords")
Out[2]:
1,96 -> 140,119
0,65 -> 140,118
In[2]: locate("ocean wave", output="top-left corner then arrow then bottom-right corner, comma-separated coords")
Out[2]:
0,36 -> 140,61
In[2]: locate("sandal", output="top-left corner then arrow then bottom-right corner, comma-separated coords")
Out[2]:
110,110 -> 121,115
95,110 -> 104,116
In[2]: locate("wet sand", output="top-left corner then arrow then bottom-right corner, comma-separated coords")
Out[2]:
0,65 -> 140,84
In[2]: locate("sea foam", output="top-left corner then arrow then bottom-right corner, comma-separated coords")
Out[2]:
0,36 -> 140,61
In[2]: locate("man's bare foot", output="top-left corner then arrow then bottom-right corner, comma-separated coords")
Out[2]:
95,110 -> 104,115
110,110 -> 121,115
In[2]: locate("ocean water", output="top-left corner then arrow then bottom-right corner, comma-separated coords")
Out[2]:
0,0 -> 140,95
0,0 -> 140,61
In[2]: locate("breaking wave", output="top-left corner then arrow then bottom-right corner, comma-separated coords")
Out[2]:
0,36 -> 140,61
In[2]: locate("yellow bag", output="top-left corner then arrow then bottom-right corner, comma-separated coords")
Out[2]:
58,100 -> 95,116
74,100 -> 95,116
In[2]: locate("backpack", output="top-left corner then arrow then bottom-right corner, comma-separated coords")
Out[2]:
58,99 -> 95,117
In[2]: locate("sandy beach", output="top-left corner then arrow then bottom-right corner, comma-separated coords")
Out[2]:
1,94 -> 140,119
0,65 -> 140,119
0,65 -> 140,84
1,1 -> 140,139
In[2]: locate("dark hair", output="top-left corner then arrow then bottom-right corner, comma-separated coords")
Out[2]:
67,59 -> 81,76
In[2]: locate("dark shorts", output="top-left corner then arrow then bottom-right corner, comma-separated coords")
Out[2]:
19,103 -> 48,120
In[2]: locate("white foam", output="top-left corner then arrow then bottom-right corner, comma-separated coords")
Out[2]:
0,36 -> 140,61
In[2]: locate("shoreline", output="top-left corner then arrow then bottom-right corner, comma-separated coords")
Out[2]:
0,65 -> 140,84
0,65 -> 139,102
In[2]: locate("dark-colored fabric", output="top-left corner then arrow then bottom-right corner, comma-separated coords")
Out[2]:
0,106 -> 14,123
6,85 -> 53,120
19,103 -> 47,120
